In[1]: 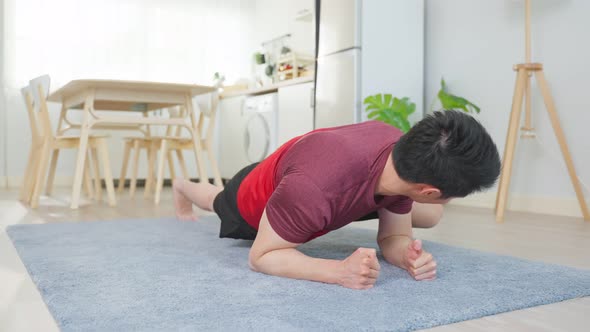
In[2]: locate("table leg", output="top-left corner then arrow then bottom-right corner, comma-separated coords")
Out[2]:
176,150 -> 189,179
118,140 -> 131,193
186,94 -> 208,184
70,92 -> 94,209
83,151 -> 94,200
129,140 -> 141,198
167,151 -> 176,181
155,140 -> 168,204
98,138 -> 117,207
92,147 -> 102,201
145,141 -> 157,198
56,103 -> 67,135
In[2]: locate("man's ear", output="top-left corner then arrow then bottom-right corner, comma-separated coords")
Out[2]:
417,185 -> 442,198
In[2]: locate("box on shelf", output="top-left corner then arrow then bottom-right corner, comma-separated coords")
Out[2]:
277,52 -> 315,82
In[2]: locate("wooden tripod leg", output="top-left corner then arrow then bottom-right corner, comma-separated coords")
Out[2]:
535,71 -> 590,221
496,68 -> 527,222
496,74 -> 525,212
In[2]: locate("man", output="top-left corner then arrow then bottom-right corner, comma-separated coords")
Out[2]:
173,111 -> 501,290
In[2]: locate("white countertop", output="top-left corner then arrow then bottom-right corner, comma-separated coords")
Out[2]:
220,76 -> 314,99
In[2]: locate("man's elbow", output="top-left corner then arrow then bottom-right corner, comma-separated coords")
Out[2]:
248,250 -> 263,272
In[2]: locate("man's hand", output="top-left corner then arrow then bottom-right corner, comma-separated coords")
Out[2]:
403,239 -> 437,281
337,248 -> 381,290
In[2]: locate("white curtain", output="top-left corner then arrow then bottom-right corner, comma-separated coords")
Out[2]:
2,0 -> 255,88
0,0 -> 256,182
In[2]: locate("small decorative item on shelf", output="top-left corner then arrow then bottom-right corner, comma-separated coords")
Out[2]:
265,64 -> 275,78
212,72 -> 225,90
277,52 -> 315,81
254,52 -> 266,65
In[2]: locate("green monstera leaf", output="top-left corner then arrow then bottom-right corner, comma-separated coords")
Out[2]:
363,93 -> 415,133
437,78 -> 480,113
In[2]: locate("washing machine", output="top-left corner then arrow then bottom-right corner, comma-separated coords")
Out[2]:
242,93 -> 278,163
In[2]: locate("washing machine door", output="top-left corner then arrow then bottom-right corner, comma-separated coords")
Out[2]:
244,113 -> 271,163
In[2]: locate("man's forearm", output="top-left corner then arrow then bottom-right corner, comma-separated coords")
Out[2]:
250,247 -> 342,285
378,235 -> 412,269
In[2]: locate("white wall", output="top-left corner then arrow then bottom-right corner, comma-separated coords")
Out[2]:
0,0 -> 6,187
362,0 -> 424,125
0,0 -> 256,187
426,0 -> 590,216
253,0 -> 315,56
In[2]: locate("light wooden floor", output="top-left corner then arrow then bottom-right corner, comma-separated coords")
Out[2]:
1,188 -> 589,331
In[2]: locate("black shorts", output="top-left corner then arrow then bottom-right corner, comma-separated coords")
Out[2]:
213,163 -> 384,241
213,163 -> 260,240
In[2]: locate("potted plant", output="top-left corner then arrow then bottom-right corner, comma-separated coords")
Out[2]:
431,78 -> 480,114
363,94 -> 415,133
364,78 -> 480,132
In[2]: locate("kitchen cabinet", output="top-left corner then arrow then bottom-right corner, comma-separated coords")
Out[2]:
277,81 -> 315,146
218,95 -> 250,179
217,80 -> 315,180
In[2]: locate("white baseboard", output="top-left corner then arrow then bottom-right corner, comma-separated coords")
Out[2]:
6,175 -> 77,189
450,191 -> 589,218
3,176 -> 588,218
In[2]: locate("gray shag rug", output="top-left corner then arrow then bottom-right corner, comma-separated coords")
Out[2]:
7,216 -> 590,331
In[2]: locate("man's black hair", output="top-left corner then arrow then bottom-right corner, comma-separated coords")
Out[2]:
393,110 -> 501,198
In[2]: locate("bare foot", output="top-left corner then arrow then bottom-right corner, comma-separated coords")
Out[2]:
173,180 -> 198,222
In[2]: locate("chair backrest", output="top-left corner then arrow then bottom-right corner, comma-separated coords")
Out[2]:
165,106 -> 185,137
28,75 -> 53,140
164,93 -> 219,149
20,85 -> 42,143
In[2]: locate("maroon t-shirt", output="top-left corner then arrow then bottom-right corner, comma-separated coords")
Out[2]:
237,121 -> 413,243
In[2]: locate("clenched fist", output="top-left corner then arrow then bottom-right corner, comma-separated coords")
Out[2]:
404,239 -> 437,281
338,248 -> 381,290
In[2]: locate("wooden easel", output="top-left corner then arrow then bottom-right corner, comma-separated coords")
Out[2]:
495,0 -> 590,222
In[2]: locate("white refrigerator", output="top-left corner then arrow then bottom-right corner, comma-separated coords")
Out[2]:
314,0 -> 425,129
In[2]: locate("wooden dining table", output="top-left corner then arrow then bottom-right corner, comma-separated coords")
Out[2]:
47,79 -> 217,209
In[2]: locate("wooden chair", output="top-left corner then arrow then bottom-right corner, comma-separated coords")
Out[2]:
20,85 -> 97,204
117,137 -> 155,198
117,109 -> 183,198
26,75 -> 117,208
153,101 -> 222,204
